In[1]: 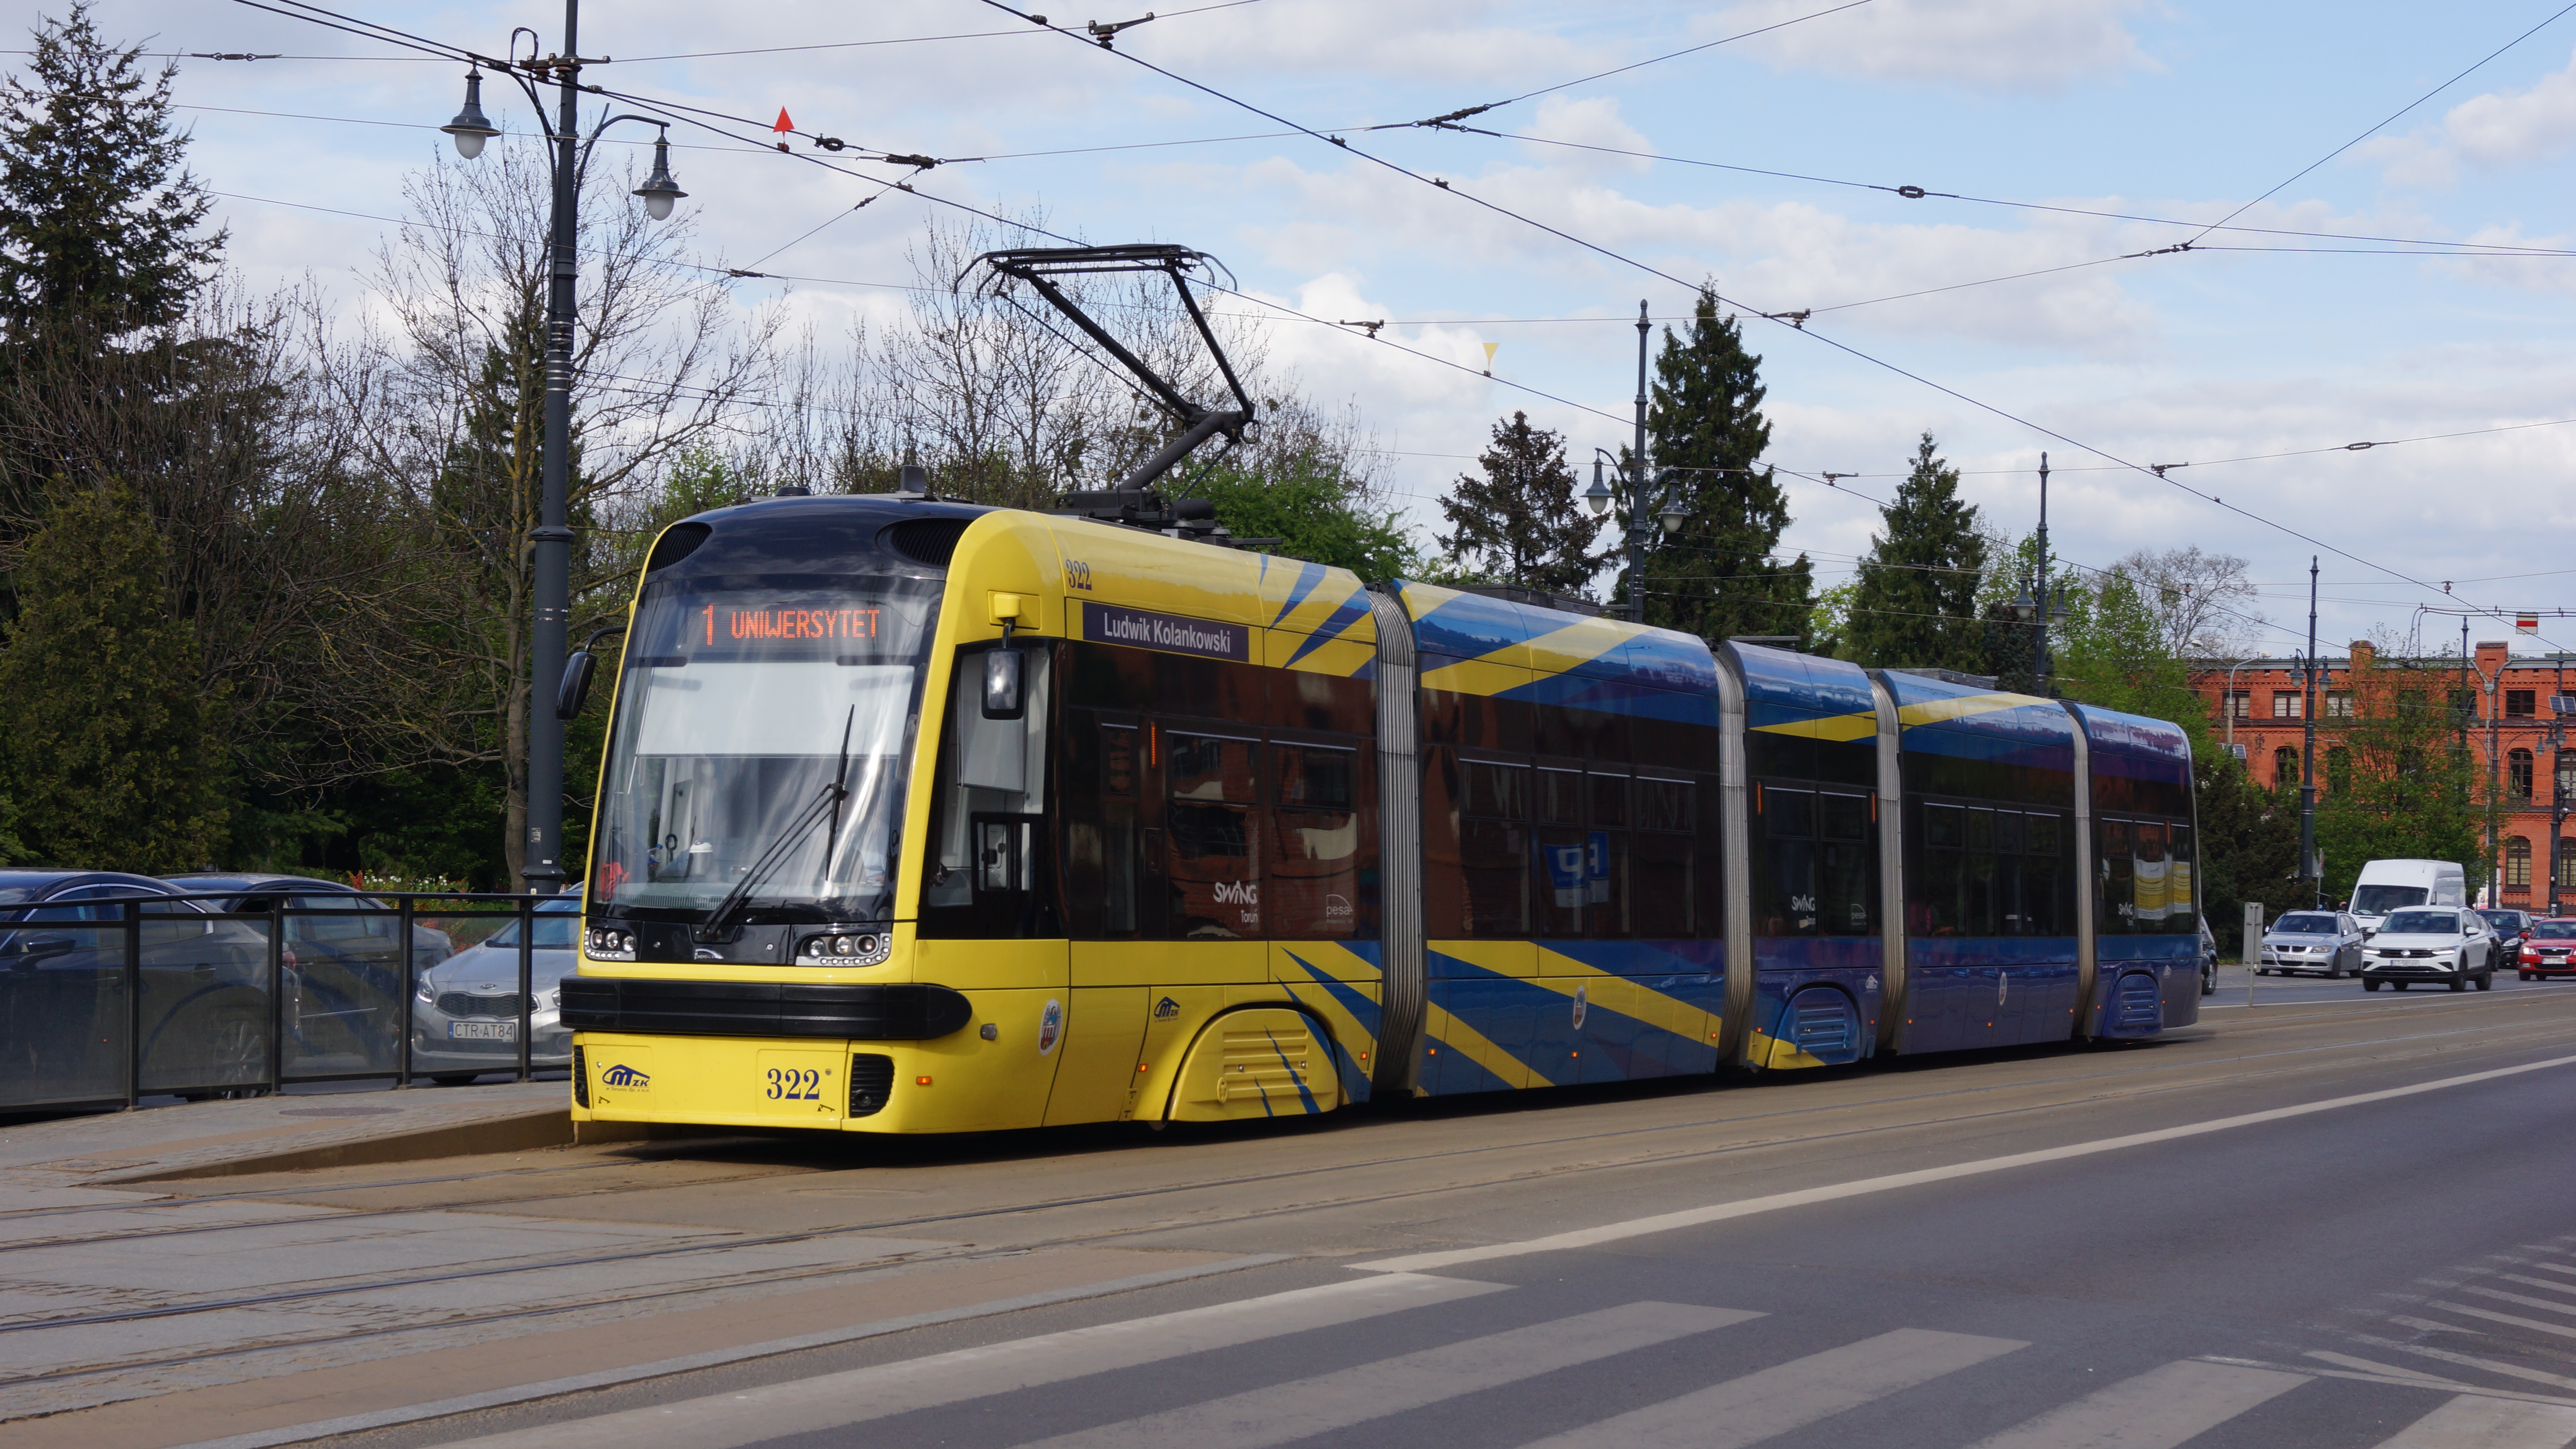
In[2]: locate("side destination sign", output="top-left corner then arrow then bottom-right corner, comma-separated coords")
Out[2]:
1082,601 -> 1250,662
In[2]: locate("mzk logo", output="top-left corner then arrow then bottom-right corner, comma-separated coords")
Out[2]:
1212,880 -> 1260,905
600,1063 -> 650,1090
1153,996 -> 1181,1021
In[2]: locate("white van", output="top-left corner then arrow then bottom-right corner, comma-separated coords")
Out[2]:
2350,858 -> 2468,937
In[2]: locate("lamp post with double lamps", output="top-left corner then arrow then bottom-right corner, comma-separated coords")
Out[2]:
2005,454 -> 2067,692
436,3 -> 687,891
1584,453 -> 1686,623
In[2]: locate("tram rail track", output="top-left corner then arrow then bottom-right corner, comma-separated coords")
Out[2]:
7,997 -> 2573,1397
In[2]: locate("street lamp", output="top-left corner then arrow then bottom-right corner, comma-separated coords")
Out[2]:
632,127 -> 687,221
441,6 -> 685,893
440,70 -> 498,158
1585,458 -> 1613,517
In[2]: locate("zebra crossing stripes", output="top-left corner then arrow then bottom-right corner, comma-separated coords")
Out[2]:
428,1272 -> 1505,1449
1518,1328 -> 2027,1449
1963,1360 -> 2312,1448
1016,1302 -> 1758,1449
2372,1394 -> 2576,1448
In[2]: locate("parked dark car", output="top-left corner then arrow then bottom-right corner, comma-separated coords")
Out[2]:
163,874 -> 454,1075
0,871 -> 277,1108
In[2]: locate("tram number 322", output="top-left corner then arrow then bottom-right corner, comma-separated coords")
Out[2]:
764,1067 -> 826,1101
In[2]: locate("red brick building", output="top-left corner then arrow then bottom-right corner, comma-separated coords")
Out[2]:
2190,640 -> 2576,913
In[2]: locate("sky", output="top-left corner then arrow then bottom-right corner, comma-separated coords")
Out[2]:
14,0 -> 2576,661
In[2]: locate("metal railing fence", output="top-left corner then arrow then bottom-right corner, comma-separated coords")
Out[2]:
0,890 -> 564,1112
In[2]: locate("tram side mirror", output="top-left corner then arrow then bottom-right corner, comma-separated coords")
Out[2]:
981,648 -> 1026,720
556,651 -> 598,721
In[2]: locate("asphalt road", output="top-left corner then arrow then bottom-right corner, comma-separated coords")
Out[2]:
15,984 -> 2576,1449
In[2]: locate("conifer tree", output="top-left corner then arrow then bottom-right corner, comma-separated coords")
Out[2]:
1630,285 -> 1814,642
0,482 -> 225,869
1438,411 -> 1606,596
1844,433 -> 1987,670
0,3 -> 220,341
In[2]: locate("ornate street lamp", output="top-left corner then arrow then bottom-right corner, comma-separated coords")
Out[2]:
437,8 -> 683,891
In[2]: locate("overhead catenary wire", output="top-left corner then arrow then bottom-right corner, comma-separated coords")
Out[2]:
976,0 -> 2576,655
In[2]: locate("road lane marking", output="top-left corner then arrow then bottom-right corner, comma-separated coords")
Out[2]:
1354,1053 -> 2576,1273
1018,1302 -> 1757,1449
425,1271 -> 1507,1449
1518,1328 -> 2026,1448
2355,1332 -> 2576,1394
1965,1360 -> 2310,1448
2370,1393 -> 2576,1448
2465,1285 -> 2576,1316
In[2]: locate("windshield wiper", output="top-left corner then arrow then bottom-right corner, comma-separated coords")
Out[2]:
697,709 -> 856,942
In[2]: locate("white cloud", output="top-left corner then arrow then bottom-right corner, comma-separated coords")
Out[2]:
1713,0 -> 2157,94
2361,46 -> 2576,188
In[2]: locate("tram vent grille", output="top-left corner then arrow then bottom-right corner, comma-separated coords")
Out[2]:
571,1046 -> 589,1109
882,518 -> 969,567
1791,999 -> 1853,1054
2112,973 -> 2161,1030
849,1053 -> 896,1117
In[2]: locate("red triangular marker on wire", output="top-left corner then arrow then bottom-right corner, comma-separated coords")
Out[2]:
772,107 -> 795,152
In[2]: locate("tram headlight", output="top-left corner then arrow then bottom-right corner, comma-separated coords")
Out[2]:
586,927 -> 637,962
797,931 -> 890,966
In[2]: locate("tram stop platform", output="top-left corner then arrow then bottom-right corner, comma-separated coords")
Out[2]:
0,1082 -> 582,1205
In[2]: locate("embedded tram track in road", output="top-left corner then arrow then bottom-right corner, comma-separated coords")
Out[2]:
9,990 -> 2576,1399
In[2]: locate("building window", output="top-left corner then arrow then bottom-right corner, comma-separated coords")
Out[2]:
2561,756 -> 2576,805
2327,746 -> 2351,794
2324,691 -> 2354,717
2508,689 -> 2537,718
2508,837 -> 2533,889
2274,746 -> 2300,788
2561,840 -> 2576,890
2272,691 -> 2303,719
2221,690 -> 2251,719
2512,749 -> 2536,799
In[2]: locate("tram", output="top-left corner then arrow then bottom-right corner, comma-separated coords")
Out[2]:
558,494 -> 2202,1135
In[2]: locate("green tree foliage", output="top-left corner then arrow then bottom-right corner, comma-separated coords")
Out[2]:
0,483 -> 223,868
1197,458 -> 1417,582
0,3 -> 219,341
1844,433 -> 1987,671
2196,755 -> 2300,955
1438,411 -> 1605,595
2315,671 -> 2488,903
1628,285 -> 1814,643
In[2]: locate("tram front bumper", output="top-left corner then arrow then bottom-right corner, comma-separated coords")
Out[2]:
564,977 -> 1066,1134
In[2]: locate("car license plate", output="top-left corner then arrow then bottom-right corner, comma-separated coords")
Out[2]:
447,1020 -> 516,1040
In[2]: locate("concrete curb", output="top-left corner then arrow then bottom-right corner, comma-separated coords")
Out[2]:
167,1253 -> 1296,1449
108,1112 -> 700,1182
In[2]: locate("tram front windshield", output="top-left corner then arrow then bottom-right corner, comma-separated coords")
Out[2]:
590,575 -> 939,925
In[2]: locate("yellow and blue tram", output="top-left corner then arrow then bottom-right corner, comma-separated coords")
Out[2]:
561,495 -> 2201,1134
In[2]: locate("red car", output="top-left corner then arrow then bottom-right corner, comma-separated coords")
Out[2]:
2518,919 -> 2576,980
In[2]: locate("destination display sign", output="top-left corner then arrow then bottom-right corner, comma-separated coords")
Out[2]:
1081,601 -> 1250,662
696,603 -> 885,646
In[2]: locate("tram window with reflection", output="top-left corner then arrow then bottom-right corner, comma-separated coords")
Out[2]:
1907,800 -> 2073,937
2095,816 -> 2197,934
1755,782 -> 1875,937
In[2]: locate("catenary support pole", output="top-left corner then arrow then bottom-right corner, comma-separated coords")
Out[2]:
2034,454 -> 2051,693
523,0 -> 580,892
1628,300 -> 1649,624
2300,558 -> 2320,909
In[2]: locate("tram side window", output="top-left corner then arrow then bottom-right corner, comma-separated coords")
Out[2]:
1168,733 -> 1261,939
2015,811 -> 2068,937
1270,743 -> 1361,938
1097,722 -> 1139,934
1534,767 -> 1631,938
1759,784 -> 1873,937
2166,823 -> 2196,933
1425,750 -> 1529,938
2098,818 -> 2135,934
1631,776 -> 1695,937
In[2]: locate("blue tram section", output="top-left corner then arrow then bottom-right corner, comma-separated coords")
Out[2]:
1382,580 -> 2199,1097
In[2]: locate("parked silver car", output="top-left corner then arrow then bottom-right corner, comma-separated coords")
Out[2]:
2256,909 -> 2366,978
409,897 -> 577,1083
